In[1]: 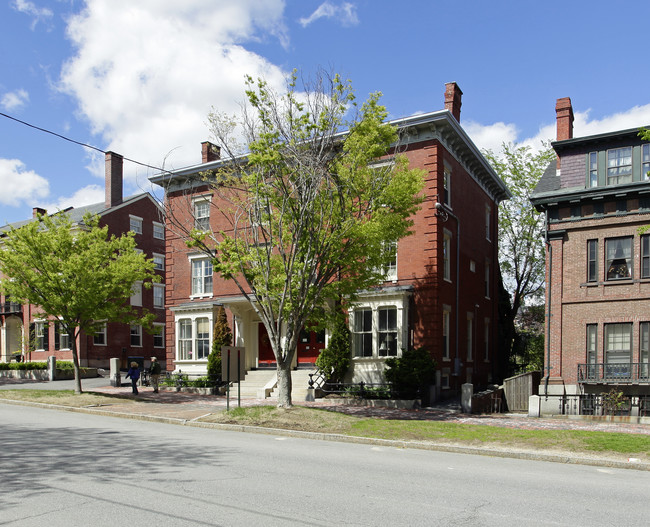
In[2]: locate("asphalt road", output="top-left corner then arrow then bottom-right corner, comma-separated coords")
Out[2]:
1,403 -> 649,526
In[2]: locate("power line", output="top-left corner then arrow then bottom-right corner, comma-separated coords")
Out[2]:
0,110 -> 170,175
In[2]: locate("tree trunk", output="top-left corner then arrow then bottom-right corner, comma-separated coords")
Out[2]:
71,339 -> 83,394
276,361 -> 293,408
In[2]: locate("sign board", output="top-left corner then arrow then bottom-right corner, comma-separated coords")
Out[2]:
221,346 -> 246,382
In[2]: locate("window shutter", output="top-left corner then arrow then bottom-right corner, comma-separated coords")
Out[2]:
43,323 -> 50,351
54,324 -> 60,351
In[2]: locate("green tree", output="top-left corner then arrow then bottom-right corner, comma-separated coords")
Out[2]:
0,213 -> 158,394
207,305 -> 232,380
484,143 -> 555,378
315,312 -> 350,383
170,71 -> 424,407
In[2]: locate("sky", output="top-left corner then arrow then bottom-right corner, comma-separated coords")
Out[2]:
2,0 -> 650,226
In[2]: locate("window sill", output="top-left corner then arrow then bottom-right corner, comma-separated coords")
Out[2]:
189,294 -> 213,300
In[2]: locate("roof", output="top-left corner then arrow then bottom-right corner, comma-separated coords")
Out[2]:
0,193 -> 160,234
149,110 -> 511,203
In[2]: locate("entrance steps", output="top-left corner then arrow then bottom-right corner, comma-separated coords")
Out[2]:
232,368 -> 316,401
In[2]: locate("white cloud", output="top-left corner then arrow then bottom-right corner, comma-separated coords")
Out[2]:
0,158 -> 50,206
58,0 -> 289,185
466,104 -> 650,156
1,89 -> 30,111
12,0 -> 53,30
37,184 -> 105,214
299,2 -> 359,28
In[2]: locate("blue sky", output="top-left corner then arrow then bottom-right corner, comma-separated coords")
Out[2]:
2,0 -> 650,226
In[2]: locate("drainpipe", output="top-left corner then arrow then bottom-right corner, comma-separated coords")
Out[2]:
544,210 -> 552,397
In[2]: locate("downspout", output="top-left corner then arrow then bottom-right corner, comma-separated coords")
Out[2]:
544,209 -> 552,396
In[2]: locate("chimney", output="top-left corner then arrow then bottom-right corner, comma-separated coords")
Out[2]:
202,141 -> 221,163
444,82 -> 463,122
32,207 -> 46,218
555,97 -> 574,141
105,151 -> 123,209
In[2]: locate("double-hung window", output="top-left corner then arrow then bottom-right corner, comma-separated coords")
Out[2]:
641,322 -> 650,380
443,165 -> 451,206
605,237 -> 632,280
129,215 -> 143,234
587,239 -> 598,282
153,253 -> 165,271
35,321 -> 48,350
382,241 -> 397,281
93,322 -> 107,345
176,317 -> 210,360
377,307 -> 397,357
642,235 -> 650,279
153,284 -> 165,308
588,152 -> 598,187
55,323 -> 70,350
191,258 -> 213,296
130,325 -> 142,347
442,307 -> 451,360
586,324 -> 597,380
130,282 -> 143,306
194,199 -> 210,231
153,323 -> 164,348
195,318 -> 210,360
443,230 -> 451,281
353,309 -> 373,358
604,323 -> 631,379
153,221 -> 165,240
643,144 -> 650,181
607,147 -> 632,185
178,319 -> 193,360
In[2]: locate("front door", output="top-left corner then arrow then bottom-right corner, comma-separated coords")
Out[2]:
258,323 -> 275,365
297,329 -> 326,365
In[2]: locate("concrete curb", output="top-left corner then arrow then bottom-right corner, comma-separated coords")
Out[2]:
2,398 -> 649,472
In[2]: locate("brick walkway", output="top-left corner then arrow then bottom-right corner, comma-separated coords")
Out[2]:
88,384 -> 650,435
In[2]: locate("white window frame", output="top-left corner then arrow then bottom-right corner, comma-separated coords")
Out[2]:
381,241 -> 397,282
190,256 -> 213,298
130,324 -> 143,347
606,147 -> 632,185
56,322 -> 70,350
153,221 -> 165,240
350,293 -> 409,360
130,281 -> 143,307
129,215 -> 143,234
153,253 -> 165,271
605,236 -> 633,281
153,283 -> 165,308
193,197 -> 211,231
443,162 -> 452,207
34,320 -> 47,351
93,322 -> 107,346
175,312 -> 213,362
153,322 -> 165,348
588,151 -> 598,187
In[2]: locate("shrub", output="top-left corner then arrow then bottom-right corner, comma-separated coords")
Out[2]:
0,361 -> 48,371
207,306 -> 232,379
315,314 -> 350,382
384,348 -> 436,399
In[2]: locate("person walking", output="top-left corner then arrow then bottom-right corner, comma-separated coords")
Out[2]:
150,356 -> 161,393
125,361 -> 140,395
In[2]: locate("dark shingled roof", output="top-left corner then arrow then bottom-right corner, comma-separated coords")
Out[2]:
531,159 -> 559,197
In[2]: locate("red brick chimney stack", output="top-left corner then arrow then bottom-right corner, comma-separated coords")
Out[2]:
105,151 -> 123,209
32,207 -> 46,218
444,82 -> 463,122
555,97 -> 574,141
201,141 -> 221,163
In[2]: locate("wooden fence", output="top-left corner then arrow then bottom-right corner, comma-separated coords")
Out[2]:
503,371 -> 541,412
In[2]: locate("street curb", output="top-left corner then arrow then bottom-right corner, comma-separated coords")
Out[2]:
2,398 -> 649,472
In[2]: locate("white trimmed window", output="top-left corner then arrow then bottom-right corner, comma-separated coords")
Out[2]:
351,294 -> 408,359
607,147 -> 632,185
153,253 -> 165,271
443,164 -> 451,207
153,221 -> 165,240
153,284 -> 165,308
191,257 -> 213,297
34,321 -> 48,351
130,282 -> 143,306
55,323 -> 70,350
130,324 -> 142,347
194,199 -> 211,231
129,215 -> 143,234
93,322 -> 107,346
153,323 -> 164,348
381,241 -> 397,281
176,315 -> 212,361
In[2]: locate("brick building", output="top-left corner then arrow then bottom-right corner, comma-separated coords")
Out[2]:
0,152 -> 166,369
151,83 -> 510,395
531,97 -> 650,414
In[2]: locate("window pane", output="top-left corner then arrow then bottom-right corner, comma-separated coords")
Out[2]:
606,237 -> 632,280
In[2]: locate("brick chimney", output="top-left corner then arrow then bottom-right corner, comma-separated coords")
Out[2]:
202,141 -> 221,163
444,82 -> 463,122
555,97 -> 574,141
105,151 -> 123,209
32,207 -> 46,218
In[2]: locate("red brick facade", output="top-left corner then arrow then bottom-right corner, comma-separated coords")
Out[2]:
532,98 -> 650,398
0,152 -> 166,370
153,84 -> 509,391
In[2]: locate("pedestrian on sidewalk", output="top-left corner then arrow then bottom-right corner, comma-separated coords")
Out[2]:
150,356 -> 161,393
125,361 -> 140,395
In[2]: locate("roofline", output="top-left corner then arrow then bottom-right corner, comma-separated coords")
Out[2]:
149,110 -> 510,200
530,179 -> 650,210
552,125 -> 650,150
